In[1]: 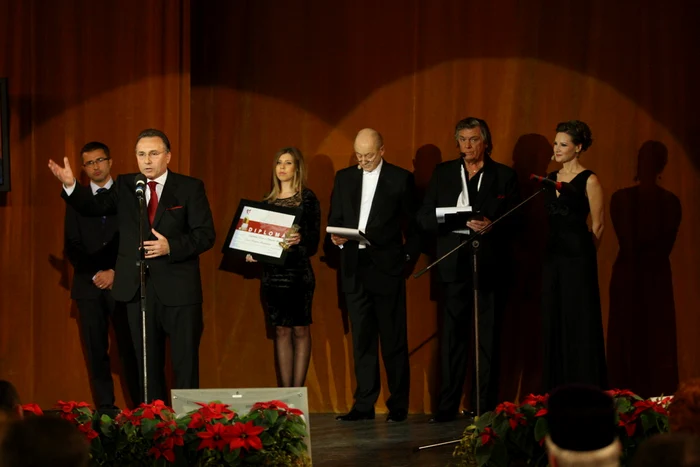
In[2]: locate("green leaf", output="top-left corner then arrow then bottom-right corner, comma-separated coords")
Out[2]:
492,415 -> 510,439
265,409 -> 280,426
288,422 -> 308,438
534,417 -> 549,442
288,443 -> 302,457
615,398 -> 632,414
475,411 -> 496,430
140,418 -> 157,437
475,443 -> 494,467
640,412 -> 657,433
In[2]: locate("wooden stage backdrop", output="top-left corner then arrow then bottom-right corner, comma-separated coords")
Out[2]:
1,0 -> 698,412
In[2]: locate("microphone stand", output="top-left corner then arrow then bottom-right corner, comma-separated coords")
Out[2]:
137,195 -> 149,404
413,187 -> 545,453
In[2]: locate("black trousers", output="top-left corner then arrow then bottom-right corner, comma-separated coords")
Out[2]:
437,279 -> 503,415
76,291 -> 140,408
344,250 -> 410,413
125,278 -> 204,404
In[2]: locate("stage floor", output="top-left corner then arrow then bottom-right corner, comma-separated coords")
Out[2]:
308,413 -> 469,466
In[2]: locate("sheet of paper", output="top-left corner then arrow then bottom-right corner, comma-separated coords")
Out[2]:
326,226 -> 371,245
435,206 -> 474,234
435,206 -> 473,223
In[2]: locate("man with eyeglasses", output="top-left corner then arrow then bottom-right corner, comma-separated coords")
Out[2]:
49,129 -> 215,404
329,128 -> 420,423
63,141 -> 140,411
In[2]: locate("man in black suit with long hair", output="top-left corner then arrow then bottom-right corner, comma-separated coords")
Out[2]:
49,129 -> 215,403
329,128 -> 420,423
418,117 -> 520,421
64,141 -> 139,409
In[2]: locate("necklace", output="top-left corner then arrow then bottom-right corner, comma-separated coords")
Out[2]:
467,163 -> 483,175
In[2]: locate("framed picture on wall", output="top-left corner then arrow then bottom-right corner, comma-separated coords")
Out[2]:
0,78 -> 10,192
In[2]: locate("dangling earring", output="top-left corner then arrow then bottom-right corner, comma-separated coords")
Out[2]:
551,155 -> 555,161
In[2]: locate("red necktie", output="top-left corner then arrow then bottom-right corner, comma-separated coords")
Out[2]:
147,181 -> 159,225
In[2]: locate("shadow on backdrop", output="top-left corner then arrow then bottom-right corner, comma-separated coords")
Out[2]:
307,153 -> 353,410
499,134 -> 553,400
410,144 -> 443,410
607,141 -> 681,397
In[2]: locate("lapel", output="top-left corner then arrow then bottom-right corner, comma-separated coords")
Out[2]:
348,166 -> 362,225
475,158 -> 496,207
152,171 -> 179,230
366,162 -> 390,228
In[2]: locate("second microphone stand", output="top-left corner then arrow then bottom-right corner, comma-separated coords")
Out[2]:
413,186 -> 545,452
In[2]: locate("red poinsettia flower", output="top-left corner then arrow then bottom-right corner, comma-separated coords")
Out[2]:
55,400 -> 91,413
149,420 -> 185,462
535,408 -> 548,417
188,412 -> 206,429
521,394 -> 549,407
633,400 -> 669,417
251,400 -> 304,416
606,389 -> 638,398
194,401 -> 236,422
618,412 -> 638,437
77,422 -> 99,441
139,400 -> 171,420
495,401 -> 518,415
21,403 -> 43,416
480,427 -> 498,446
116,407 -> 145,427
228,421 -> 265,452
197,422 -> 230,451
495,401 -> 526,429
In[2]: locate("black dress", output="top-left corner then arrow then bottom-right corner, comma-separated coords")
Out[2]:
541,170 -> 608,392
261,189 -> 320,327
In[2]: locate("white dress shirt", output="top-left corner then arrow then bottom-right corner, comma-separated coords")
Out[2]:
145,170 -> 168,204
90,177 -> 114,195
454,165 -> 483,234
357,159 -> 383,249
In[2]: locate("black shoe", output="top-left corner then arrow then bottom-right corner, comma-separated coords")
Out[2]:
429,411 -> 457,423
386,409 -> 408,422
336,408 -> 375,421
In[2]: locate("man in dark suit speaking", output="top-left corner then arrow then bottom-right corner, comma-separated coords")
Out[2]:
329,128 -> 420,423
49,129 -> 215,403
418,117 -> 519,421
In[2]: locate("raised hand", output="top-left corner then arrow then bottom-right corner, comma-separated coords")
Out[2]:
48,157 -> 76,187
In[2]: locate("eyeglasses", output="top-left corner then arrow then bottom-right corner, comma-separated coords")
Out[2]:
83,157 -> 111,167
136,150 -> 167,158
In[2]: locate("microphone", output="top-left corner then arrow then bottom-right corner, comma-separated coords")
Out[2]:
135,174 -> 147,199
530,174 -> 575,194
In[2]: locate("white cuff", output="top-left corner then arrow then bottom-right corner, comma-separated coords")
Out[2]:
63,180 -> 77,196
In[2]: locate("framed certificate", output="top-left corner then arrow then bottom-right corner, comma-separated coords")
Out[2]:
222,199 -> 301,265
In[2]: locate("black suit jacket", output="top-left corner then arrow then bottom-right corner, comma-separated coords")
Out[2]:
62,170 -> 216,306
64,188 -> 120,300
328,161 -> 420,293
417,157 -> 520,283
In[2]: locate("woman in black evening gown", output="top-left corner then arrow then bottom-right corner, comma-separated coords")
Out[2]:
246,147 -> 320,387
542,121 -> 608,392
